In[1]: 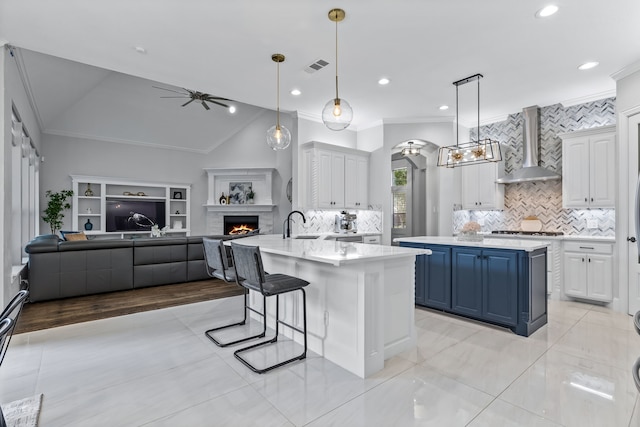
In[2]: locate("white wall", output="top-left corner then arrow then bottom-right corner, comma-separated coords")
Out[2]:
614,64 -> 640,313
40,109 -> 294,236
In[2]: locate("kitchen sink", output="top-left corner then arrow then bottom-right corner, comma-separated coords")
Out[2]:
293,235 -> 319,240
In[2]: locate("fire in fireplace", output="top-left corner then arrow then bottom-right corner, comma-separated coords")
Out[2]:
224,215 -> 259,235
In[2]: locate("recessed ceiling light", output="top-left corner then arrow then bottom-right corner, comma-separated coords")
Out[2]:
228,106 -> 237,114
134,46 -> 147,54
535,5 -> 558,18
439,105 -> 449,111
578,61 -> 599,70
378,78 -> 390,85
290,89 -> 301,96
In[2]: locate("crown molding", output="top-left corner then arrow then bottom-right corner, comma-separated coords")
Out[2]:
560,89 -> 616,107
611,59 -> 640,81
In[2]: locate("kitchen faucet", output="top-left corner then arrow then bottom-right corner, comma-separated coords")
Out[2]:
283,210 -> 306,239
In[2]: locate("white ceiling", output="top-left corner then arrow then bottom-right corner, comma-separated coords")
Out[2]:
1,0 -> 639,151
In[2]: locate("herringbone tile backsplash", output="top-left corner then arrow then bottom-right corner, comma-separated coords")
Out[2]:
456,98 -> 616,236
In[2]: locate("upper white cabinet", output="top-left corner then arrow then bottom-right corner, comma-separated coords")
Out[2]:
461,161 -> 505,210
561,126 -> 616,208
344,154 -> 368,208
301,142 -> 369,209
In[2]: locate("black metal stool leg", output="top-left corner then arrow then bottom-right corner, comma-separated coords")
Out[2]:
234,288 -> 307,374
205,292 -> 267,347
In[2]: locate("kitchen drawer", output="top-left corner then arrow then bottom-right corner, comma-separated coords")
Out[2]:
563,241 -> 613,254
363,235 -> 380,244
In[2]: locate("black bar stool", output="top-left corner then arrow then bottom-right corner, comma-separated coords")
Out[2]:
230,242 -> 309,374
202,238 -> 266,347
0,289 -> 29,427
0,290 -> 29,365
0,318 -> 14,427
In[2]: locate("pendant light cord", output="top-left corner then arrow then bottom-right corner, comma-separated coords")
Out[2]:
276,59 -> 281,128
335,17 -> 339,100
455,83 -> 459,146
477,77 -> 480,142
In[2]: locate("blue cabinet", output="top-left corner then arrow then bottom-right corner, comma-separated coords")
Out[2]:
400,241 -> 546,337
402,243 -> 451,310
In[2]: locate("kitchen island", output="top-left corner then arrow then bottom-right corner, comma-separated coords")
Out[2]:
395,236 -> 548,337
231,235 -> 430,378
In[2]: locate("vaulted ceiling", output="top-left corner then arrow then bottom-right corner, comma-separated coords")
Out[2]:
1,0 -> 639,151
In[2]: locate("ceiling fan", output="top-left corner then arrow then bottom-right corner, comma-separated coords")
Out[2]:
153,86 -> 232,111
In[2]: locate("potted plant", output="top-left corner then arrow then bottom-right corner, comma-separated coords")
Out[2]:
42,189 -> 74,235
246,188 -> 255,204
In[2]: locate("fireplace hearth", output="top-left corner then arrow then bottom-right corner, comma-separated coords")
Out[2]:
224,215 -> 259,235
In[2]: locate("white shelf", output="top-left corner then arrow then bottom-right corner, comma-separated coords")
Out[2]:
70,175 -> 191,237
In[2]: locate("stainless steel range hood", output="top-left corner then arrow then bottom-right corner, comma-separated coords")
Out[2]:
496,106 -> 561,184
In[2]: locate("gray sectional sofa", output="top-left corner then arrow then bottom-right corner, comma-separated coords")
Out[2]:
24,234 -> 239,302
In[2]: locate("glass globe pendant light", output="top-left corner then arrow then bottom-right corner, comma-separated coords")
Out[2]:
266,53 -> 291,150
322,8 -> 353,131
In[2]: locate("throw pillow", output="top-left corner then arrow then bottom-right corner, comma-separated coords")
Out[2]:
60,230 -> 80,241
65,232 -> 88,241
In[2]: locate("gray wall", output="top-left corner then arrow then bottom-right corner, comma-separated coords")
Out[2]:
40,109 -> 294,236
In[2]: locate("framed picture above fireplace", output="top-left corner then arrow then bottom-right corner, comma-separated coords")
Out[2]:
229,182 -> 252,204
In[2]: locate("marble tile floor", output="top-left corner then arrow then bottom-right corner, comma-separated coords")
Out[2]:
1,297 -> 640,426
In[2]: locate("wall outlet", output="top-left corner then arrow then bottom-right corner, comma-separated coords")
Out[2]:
587,219 -> 598,229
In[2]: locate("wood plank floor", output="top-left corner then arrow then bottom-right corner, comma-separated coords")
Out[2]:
16,279 -> 244,334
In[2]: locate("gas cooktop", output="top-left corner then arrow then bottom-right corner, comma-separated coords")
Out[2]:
491,230 -> 564,236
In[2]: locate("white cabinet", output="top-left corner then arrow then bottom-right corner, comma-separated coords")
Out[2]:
301,142 -> 369,210
563,240 -> 613,302
70,175 -> 191,236
561,126 -> 615,208
344,154 -> 368,208
316,149 -> 346,208
461,161 -> 505,210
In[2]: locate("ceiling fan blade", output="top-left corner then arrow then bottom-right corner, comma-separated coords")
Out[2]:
201,101 -> 210,110
206,96 -> 231,101
152,86 -> 188,95
181,99 -> 195,107
205,99 -> 231,109
160,96 -> 190,99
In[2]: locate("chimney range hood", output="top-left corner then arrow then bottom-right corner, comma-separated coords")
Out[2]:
496,106 -> 561,184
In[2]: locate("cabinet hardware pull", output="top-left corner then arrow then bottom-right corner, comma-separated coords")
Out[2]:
579,246 -> 594,250
582,258 -> 585,262
585,198 -> 588,202
629,237 -> 637,243
588,258 -> 591,262
591,198 -> 594,202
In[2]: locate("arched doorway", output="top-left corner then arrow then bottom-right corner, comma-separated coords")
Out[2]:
390,139 -> 439,243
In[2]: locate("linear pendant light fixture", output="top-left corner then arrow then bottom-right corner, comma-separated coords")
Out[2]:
437,73 -> 502,167
322,8 -> 353,131
266,53 -> 291,150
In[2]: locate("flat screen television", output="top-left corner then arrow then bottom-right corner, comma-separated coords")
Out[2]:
106,199 -> 166,232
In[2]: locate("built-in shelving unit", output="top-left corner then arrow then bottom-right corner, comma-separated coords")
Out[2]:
70,175 -> 191,237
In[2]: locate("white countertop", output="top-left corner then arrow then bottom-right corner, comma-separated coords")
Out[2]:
230,234 -> 430,266
294,231 -> 382,239
394,236 -> 550,252
481,233 -> 616,243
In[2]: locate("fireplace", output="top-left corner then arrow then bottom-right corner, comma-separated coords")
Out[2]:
224,215 -> 259,235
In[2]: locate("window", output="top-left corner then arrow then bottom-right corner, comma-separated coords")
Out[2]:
392,166 -> 408,229
11,107 -> 40,265
393,192 -> 407,229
